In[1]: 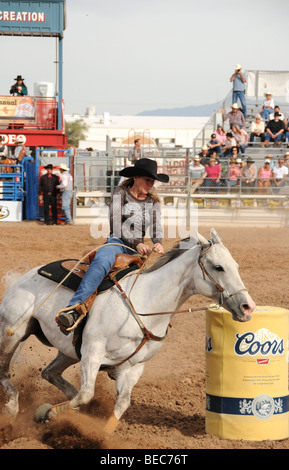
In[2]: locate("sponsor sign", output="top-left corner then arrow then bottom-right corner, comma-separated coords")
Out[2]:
0,201 -> 22,221
0,96 -> 35,123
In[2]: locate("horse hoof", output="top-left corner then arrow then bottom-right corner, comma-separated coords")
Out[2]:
35,403 -> 55,423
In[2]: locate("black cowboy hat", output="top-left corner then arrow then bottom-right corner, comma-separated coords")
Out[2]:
14,75 -> 24,81
44,164 -> 53,170
119,158 -> 169,183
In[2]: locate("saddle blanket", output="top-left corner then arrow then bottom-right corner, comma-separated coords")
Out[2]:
37,259 -> 140,292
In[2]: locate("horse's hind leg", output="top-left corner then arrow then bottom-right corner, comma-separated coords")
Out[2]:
0,341 -> 22,417
41,352 -> 79,400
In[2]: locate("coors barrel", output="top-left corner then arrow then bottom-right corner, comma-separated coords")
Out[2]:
205,306 -> 289,440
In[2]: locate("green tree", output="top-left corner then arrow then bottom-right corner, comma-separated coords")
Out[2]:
65,119 -> 88,147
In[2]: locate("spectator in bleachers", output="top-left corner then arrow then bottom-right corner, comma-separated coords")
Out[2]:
227,158 -> 241,189
207,133 -> 222,155
230,64 -> 247,117
241,157 -> 257,192
232,124 -> 249,154
188,156 -> 205,189
272,157 -> 288,194
285,120 -> 289,145
198,145 -> 209,166
265,154 -> 275,169
269,105 -> 284,121
201,157 -> 221,193
222,103 -> 245,129
264,112 -> 285,146
222,132 -> 237,158
231,146 -> 240,160
257,159 -> 273,195
249,114 -> 265,145
284,152 -> 289,168
214,125 -> 227,146
236,157 -> 244,171
260,92 -> 274,120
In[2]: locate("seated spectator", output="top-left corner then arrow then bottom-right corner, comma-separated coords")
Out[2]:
201,157 -> 221,193
214,125 -> 227,146
269,105 -> 284,121
241,157 -> 257,192
257,159 -> 273,195
231,146 -> 240,160
260,91 -> 274,120
272,157 -> 288,194
265,153 -> 275,169
284,151 -> 289,168
198,145 -> 209,164
188,156 -> 205,181
222,103 -> 245,129
207,133 -> 222,155
10,75 -> 28,96
249,114 -> 265,145
0,136 -> 8,160
285,120 -> 289,144
264,112 -> 285,146
236,157 -> 244,171
222,132 -> 237,157
232,124 -> 249,154
227,159 -> 241,189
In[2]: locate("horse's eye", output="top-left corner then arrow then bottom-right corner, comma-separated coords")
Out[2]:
214,265 -> 224,272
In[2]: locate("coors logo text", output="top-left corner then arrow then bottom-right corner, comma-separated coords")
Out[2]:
234,331 -> 285,357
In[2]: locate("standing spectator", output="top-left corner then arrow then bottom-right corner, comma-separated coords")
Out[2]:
13,136 -> 27,163
257,160 -> 273,195
207,133 -> 222,155
10,75 -> 28,96
230,64 -> 247,117
39,164 -> 59,225
128,139 -> 144,163
260,92 -> 274,120
201,157 -> 221,193
264,112 -> 285,146
215,124 -> 227,146
241,157 -> 257,192
57,163 -> 74,225
272,157 -> 288,194
232,124 -> 249,154
0,136 -> 8,160
249,114 -> 265,145
222,103 -> 245,129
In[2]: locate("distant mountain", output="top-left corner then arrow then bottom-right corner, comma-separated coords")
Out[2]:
137,102 -> 221,117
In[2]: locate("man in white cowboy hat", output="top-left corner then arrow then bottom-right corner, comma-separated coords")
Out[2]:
188,155 -> 205,184
260,91 -> 274,120
13,136 -> 27,163
222,103 -> 245,129
230,64 -> 247,117
57,163 -> 74,224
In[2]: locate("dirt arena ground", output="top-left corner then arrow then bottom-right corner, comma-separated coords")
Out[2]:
0,221 -> 288,451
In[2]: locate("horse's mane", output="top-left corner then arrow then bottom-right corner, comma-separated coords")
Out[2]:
144,237 -> 199,273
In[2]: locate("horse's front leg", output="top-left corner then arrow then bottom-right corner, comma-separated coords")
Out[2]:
104,362 -> 145,434
69,343 -> 104,410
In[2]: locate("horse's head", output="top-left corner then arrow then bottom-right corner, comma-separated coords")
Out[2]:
196,229 -> 255,322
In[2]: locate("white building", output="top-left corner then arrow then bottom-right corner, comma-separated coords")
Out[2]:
65,108 -> 209,151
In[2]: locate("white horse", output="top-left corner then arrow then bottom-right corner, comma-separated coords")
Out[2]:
0,229 -> 255,433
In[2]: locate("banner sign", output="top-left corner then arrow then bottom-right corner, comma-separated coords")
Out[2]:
0,95 -> 35,123
0,201 -> 22,221
0,0 -> 66,36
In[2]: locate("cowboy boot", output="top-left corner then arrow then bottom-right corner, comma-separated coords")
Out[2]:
56,305 -> 81,335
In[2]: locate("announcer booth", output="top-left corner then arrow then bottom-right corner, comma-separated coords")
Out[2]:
0,0 -> 70,222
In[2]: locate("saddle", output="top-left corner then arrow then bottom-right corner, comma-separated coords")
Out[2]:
38,252 -> 144,293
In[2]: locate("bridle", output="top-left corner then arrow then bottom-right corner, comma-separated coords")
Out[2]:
198,241 -> 248,306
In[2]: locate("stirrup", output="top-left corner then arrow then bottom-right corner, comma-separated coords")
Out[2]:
55,304 -> 86,335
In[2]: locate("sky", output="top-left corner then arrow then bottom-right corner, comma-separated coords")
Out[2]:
0,0 -> 289,116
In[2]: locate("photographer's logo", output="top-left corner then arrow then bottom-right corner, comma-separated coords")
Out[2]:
0,205 -> 10,220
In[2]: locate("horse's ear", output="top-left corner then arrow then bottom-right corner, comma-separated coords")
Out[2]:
197,232 -> 209,246
210,228 -> 222,244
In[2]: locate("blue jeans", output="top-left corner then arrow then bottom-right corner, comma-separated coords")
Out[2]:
265,133 -> 283,143
204,179 -> 220,193
61,190 -> 73,223
233,91 -> 246,117
261,108 -> 274,120
69,237 -> 135,305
